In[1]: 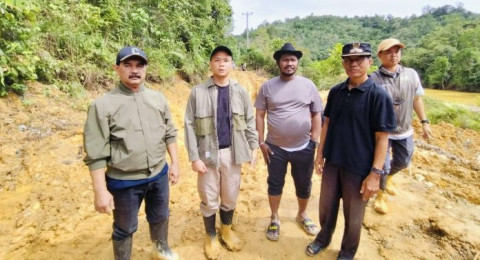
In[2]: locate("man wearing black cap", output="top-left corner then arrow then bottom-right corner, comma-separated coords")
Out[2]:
305,43 -> 396,259
184,45 -> 258,259
255,43 -> 323,241
84,46 -> 179,260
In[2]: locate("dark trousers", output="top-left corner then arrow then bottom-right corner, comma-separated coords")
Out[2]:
109,173 -> 170,241
266,141 -> 315,198
315,162 -> 368,259
381,136 -> 414,189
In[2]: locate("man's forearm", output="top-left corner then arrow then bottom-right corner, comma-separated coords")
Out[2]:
310,112 -> 322,142
372,132 -> 389,169
413,96 -> 427,121
317,118 -> 329,154
90,168 -> 107,192
255,110 -> 266,143
167,142 -> 179,165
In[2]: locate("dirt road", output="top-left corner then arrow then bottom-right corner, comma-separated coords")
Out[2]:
0,71 -> 478,259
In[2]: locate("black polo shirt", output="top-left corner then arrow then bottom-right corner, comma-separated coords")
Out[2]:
323,77 -> 396,177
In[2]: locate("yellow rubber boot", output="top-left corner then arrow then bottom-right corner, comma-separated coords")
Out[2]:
374,190 -> 388,214
204,234 -> 220,260
385,175 -> 398,196
220,224 -> 242,251
151,246 -> 179,260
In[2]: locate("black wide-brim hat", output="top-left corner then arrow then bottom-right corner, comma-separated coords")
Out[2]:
273,43 -> 303,60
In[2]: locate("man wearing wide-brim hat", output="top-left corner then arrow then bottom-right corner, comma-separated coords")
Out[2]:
370,38 -> 433,215
255,43 -> 323,242
306,42 -> 396,259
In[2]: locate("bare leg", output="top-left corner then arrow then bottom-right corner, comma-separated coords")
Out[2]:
269,195 -> 282,222
297,197 -> 318,236
296,197 -> 309,219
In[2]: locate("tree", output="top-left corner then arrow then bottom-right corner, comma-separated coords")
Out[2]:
426,56 -> 451,89
303,43 -> 345,90
451,48 -> 480,91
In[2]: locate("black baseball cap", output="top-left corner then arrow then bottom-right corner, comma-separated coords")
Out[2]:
210,45 -> 233,60
116,46 -> 148,65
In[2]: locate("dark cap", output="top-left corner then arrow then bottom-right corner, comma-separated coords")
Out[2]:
210,45 -> 233,60
341,43 -> 372,57
273,43 -> 303,60
116,46 -> 148,65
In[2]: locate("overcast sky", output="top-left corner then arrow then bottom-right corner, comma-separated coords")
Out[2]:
229,0 -> 480,35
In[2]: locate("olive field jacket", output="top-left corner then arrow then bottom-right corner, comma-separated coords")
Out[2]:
184,77 -> 258,167
83,82 -> 177,180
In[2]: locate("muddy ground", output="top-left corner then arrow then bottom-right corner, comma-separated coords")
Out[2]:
0,71 -> 479,260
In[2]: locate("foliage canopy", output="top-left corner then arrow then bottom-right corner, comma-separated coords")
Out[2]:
0,0 -> 233,96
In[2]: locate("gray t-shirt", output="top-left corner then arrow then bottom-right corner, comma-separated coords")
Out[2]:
254,76 -> 323,148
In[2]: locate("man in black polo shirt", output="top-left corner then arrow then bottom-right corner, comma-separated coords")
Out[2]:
305,43 -> 396,259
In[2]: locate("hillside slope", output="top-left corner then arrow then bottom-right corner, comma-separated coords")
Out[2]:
0,71 -> 479,259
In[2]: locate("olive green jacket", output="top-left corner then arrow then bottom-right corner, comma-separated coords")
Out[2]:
184,77 -> 258,167
83,82 -> 177,180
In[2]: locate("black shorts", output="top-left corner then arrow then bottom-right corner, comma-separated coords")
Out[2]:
266,141 -> 315,198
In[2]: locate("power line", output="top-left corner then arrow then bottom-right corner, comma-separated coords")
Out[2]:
242,12 -> 253,49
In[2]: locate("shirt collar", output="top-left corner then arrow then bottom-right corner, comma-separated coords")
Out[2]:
206,76 -> 238,88
379,65 -> 403,78
340,77 -> 374,92
118,81 -> 145,94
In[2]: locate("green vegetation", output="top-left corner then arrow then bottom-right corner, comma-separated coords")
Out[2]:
424,96 -> 480,130
237,4 -> 480,91
1,1 -> 480,130
0,0 -> 233,96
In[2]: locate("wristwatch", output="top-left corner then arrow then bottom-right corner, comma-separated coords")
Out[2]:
311,140 -> 319,149
371,167 -> 385,176
420,119 -> 430,124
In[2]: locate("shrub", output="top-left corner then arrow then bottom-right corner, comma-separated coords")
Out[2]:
424,96 -> 480,131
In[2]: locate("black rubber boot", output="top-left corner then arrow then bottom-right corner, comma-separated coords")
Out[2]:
219,209 -> 234,225
203,214 -> 217,238
203,214 -> 220,259
150,219 -> 178,259
112,235 -> 132,260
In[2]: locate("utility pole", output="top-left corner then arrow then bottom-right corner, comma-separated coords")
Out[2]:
242,12 -> 253,49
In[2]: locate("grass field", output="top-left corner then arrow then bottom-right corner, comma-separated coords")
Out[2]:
425,88 -> 480,106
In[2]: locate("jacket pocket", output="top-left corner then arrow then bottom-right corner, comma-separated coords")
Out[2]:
231,101 -> 247,131
232,113 -> 247,130
194,108 -> 214,136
